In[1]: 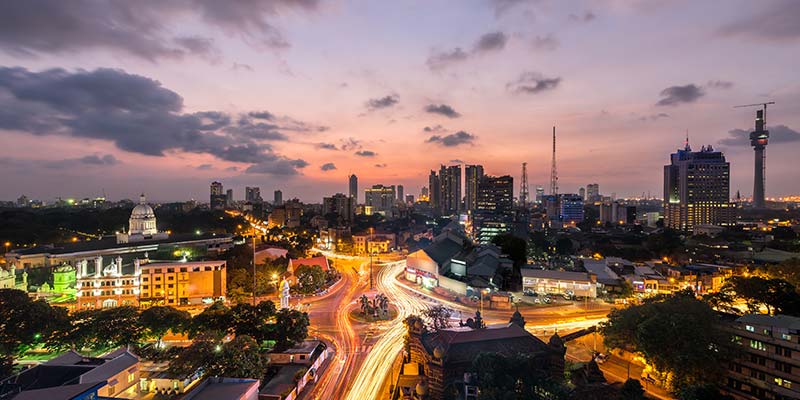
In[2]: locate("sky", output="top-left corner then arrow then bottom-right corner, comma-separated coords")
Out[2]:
0,0 -> 799,203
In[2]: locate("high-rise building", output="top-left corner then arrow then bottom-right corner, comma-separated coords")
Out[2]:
364,184 -> 396,212
465,164 -> 484,213
535,186 -> 545,204
474,175 -> 513,243
323,193 -> 355,224
405,194 -> 414,204
439,164 -> 461,215
586,183 -> 600,202
664,142 -> 735,231
245,187 -> 262,203
750,109 -> 769,208
274,190 -> 283,206
349,174 -> 358,202
428,171 -> 440,210
578,187 -> 586,201
210,181 -> 226,209
397,185 -> 404,203
225,189 -> 233,206
559,194 -> 584,224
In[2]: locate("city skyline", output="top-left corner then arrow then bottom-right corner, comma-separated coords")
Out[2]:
2,1 -> 800,202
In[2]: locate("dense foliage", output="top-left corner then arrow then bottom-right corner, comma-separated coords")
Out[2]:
600,290 -> 737,393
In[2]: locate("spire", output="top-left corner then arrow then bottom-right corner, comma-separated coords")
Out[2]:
684,129 -> 691,151
139,193 -> 146,204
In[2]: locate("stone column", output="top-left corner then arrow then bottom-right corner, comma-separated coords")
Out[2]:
95,256 -> 103,278
115,256 -> 123,274
134,258 -> 141,276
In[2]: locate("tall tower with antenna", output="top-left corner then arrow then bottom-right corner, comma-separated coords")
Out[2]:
549,126 -> 558,196
520,162 -> 529,208
735,101 -> 774,208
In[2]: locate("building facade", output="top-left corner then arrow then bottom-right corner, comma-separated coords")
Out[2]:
349,174 -> 358,202
139,260 -> 226,307
464,164 -> 485,213
725,314 -> 800,400
322,193 -> 355,224
664,143 -> 736,230
365,184 -> 396,213
439,165 -> 462,216
559,194 -> 584,224
473,175 -> 513,244
210,181 -> 226,209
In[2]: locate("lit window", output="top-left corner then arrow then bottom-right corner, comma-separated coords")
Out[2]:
745,325 -> 755,332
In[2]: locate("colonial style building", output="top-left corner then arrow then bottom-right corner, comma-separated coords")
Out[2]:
139,260 -> 226,307
396,312 -> 566,399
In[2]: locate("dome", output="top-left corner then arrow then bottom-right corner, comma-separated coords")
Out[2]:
128,194 -> 158,236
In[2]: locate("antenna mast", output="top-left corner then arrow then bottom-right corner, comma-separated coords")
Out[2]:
549,126 -> 558,196
520,162 -> 529,208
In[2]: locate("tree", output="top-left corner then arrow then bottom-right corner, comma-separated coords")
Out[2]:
717,276 -> 800,315
188,301 -> 233,340
0,289 -> 69,378
207,335 -> 269,379
555,237 -> 574,255
230,301 -> 277,343
294,264 -> 326,294
618,379 -> 645,400
600,290 -> 736,393
761,258 -> 800,288
471,352 -> 568,400
168,336 -> 218,377
140,306 -> 191,347
492,234 -> 527,266
422,305 -> 452,331
268,308 -> 309,351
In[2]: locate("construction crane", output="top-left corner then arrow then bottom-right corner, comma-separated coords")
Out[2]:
734,101 -> 775,125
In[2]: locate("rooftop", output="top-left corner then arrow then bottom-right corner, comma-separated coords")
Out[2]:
737,314 -> 800,331
521,268 -> 594,282
10,232 -> 232,257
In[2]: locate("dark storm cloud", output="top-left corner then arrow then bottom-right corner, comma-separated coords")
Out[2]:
196,164 -> 213,170
320,162 -> 337,171
506,72 -> 561,94
426,48 -> 470,70
706,80 -> 734,89
79,154 -> 120,166
366,94 -> 399,111
719,125 -> 800,146
426,131 -> 476,147
374,163 -> 387,168
0,0 -> 319,60
42,154 -> 121,169
717,0 -> 800,42
355,150 -> 377,157
424,104 -> 461,118
655,84 -> 705,106
317,142 -> 338,150
473,32 -> 507,53
530,34 -> 559,51
0,66 -> 312,175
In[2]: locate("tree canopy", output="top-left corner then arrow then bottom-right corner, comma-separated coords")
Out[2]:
600,290 -> 736,392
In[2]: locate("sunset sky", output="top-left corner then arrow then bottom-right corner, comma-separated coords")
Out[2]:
1,0 -> 799,203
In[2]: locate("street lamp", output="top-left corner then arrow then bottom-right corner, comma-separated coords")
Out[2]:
480,288 -> 490,315
3,242 -> 10,254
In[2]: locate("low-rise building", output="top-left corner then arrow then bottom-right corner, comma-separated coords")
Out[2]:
181,377 -> 260,400
285,256 -> 330,286
0,347 -> 139,399
353,232 -> 396,255
724,314 -> 800,400
520,268 -> 597,298
139,260 -> 227,307
261,341 -> 329,400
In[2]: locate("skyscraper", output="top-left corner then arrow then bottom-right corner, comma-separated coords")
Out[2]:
428,170 -> 440,210
439,164 -> 461,215
578,187 -> 586,201
274,190 -> 283,206
559,194 -> 584,224
349,174 -> 358,202
245,186 -> 262,203
535,186 -> 545,204
750,109 -> 769,208
364,184 -> 396,212
397,185 -> 404,203
465,164 -> 484,213
225,189 -> 233,206
210,181 -> 226,209
474,175 -> 513,243
586,183 -> 599,202
664,142 -> 735,230
323,193 -> 355,224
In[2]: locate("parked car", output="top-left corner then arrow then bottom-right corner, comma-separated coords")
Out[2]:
594,353 -> 609,364
523,289 -> 537,297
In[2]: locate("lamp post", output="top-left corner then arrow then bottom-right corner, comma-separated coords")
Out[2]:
3,242 -> 9,255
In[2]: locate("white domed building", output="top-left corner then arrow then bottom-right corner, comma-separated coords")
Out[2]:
116,194 -> 169,244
